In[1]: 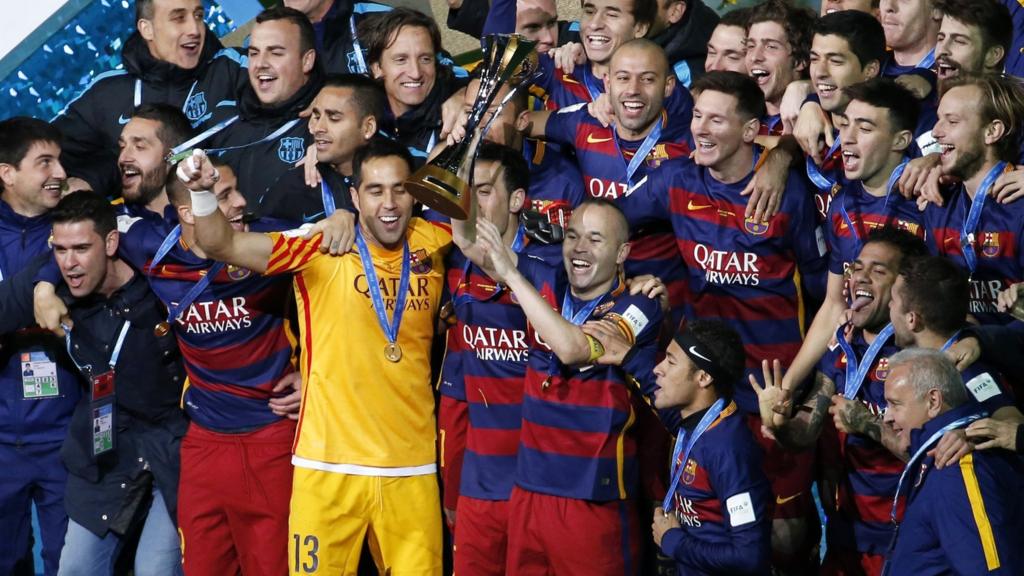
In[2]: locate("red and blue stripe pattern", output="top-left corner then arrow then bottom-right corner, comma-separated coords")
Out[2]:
120,218 -> 295,433
825,179 -> 925,275
514,257 -> 665,501
923,182 -> 1024,325
621,157 -> 828,414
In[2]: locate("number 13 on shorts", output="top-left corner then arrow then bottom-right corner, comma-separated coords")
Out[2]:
292,533 -> 319,574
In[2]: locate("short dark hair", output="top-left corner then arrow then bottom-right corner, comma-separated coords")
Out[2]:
51,191 -> 117,238
359,8 -> 442,67
131,103 -> 194,154
692,71 -> 767,121
935,0 -> 1012,68
136,0 -> 155,21
477,142 -> 529,200
685,320 -> 746,398
747,0 -> 816,72
843,77 -> 920,134
862,226 -> 929,272
579,0 -> 658,31
814,10 -> 886,69
941,73 -> 1024,163
0,117 -> 62,171
719,6 -> 751,29
574,197 -> 630,243
897,256 -> 969,335
255,6 -> 316,55
351,137 -> 415,187
322,74 -> 388,121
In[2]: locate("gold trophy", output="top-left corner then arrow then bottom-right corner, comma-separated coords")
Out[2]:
405,34 -> 538,219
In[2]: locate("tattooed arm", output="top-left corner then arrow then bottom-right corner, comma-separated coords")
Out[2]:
774,372 -> 837,450
830,396 -> 908,461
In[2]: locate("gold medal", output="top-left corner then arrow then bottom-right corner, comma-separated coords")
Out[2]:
541,377 -> 551,390
384,342 -> 402,363
153,321 -> 171,337
439,301 -> 455,323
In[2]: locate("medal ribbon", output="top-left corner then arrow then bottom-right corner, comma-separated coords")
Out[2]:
582,67 -> 602,102
355,226 -> 410,346
838,159 -> 909,255
663,398 -> 727,512
148,224 -> 227,324
453,225 -> 525,307
960,161 -> 1007,277
322,179 -> 337,217
806,137 -> 842,191
940,329 -> 963,352
614,116 -> 663,187
836,323 -> 894,400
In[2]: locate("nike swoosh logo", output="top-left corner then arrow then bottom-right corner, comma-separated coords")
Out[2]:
687,200 -> 712,211
688,346 -> 712,363
776,492 -> 803,505
118,114 -> 131,125
586,133 -> 613,144
303,211 -> 325,222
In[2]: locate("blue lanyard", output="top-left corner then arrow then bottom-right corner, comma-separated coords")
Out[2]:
836,324 -> 894,400
169,115 -> 242,159
453,225 -> 524,307
806,137 -> 842,191
321,180 -> 337,217
838,159 -> 909,253
959,161 -> 1006,277
582,67 -> 602,102
765,115 -> 781,134
561,286 -> 606,325
614,117 -> 663,187
64,320 -> 132,374
889,412 -> 985,524
940,329 -> 962,352
135,79 -> 198,110
663,398 -> 726,512
348,15 -> 368,74
148,224 -> 227,324
917,48 -> 936,69
354,226 -> 410,345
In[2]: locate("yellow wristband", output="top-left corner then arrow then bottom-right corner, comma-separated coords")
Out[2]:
586,335 -> 605,363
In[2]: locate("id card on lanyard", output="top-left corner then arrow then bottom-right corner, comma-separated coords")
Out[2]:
65,321 -> 131,456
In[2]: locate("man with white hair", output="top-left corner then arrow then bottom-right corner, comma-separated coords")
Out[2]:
882,348 -> 1024,575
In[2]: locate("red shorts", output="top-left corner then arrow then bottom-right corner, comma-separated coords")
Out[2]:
746,414 -> 816,519
454,496 -> 509,576
178,418 -> 295,576
505,487 -> 641,576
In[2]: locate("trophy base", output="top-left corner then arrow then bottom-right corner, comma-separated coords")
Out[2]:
405,164 -> 471,220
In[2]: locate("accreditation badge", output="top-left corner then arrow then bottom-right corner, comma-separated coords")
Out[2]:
21,351 -> 59,399
90,370 -> 117,456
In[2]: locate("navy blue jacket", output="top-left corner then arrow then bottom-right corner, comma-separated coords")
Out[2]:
886,404 -> 1024,575
0,200 -> 82,446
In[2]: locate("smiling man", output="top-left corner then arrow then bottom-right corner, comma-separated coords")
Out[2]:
258,74 -> 385,222
934,0 -> 1011,87
206,6 -> 324,205
744,0 -> 815,135
54,0 -> 246,196
186,138 -> 452,575
882,348 -> 1024,575
705,9 -> 751,75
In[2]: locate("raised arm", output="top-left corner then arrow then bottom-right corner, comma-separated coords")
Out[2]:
178,150 -> 274,273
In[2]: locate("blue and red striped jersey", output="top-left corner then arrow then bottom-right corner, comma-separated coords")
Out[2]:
759,114 -> 783,137
825,179 -> 925,276
438,243 -> 558,501
545,104 -> 693,330
521,138 -> 588,265
818,329 -> 902,555
923,180 -> 1024,325
1003,0 -> 1024,77
515,255 -> 665,501
661,401 -> 773,576
119,217 -> 296,433
530,54 -> 601,109
619,156 -> 828,414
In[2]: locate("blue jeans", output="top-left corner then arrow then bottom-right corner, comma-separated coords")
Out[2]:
57,488 -> 182,576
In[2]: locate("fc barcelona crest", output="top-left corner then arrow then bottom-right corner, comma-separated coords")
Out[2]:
981,232 -> 1000,258
874,357 -> 890,381
744,217 -> 769,236
226,264 -> 252,281
278,137 -> 306,163
682,458 -> 697,485
184,92 -> 208,122
409,249 -> 433,274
